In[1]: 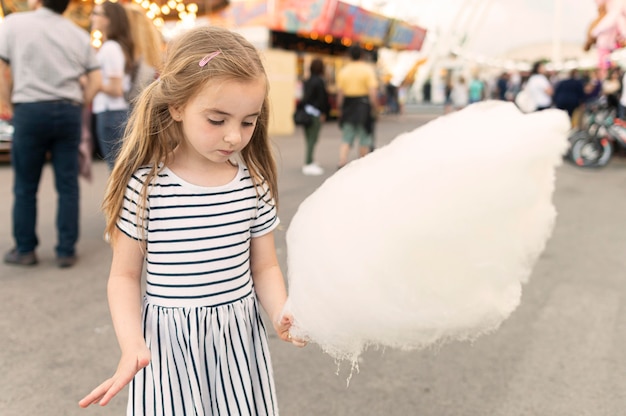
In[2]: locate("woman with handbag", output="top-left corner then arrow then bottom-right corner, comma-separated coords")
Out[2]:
300,58 -> 329,176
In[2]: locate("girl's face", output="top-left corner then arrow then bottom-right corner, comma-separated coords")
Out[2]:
170,76 -> 266,167
90,5 -> 109,33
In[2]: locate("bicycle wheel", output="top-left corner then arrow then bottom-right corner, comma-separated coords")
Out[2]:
570,135 -> 613,167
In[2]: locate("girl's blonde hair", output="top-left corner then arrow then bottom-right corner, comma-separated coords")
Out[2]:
102,26 -> 277,243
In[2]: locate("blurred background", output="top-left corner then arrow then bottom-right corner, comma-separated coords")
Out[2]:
0,0 -> 618,149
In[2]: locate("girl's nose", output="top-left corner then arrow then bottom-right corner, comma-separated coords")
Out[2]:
224,130 -> 242,146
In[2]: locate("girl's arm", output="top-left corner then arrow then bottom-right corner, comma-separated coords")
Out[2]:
250,232 -> 306,347
78,228 -> 150,408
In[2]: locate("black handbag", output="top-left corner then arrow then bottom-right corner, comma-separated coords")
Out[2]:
293,106 -> 313,126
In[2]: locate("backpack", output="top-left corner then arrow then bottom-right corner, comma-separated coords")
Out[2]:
124,59 -> 157,104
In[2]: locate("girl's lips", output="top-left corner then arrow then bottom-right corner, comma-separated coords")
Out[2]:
219,150 -> 234,156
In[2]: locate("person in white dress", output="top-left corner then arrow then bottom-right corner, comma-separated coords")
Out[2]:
79,26 -> 306,415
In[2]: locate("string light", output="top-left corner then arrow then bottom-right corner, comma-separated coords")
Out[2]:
90,29 -> 103,48
99,0 -> 199,26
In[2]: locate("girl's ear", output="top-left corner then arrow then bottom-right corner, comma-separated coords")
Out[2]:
168,106 -> 181,121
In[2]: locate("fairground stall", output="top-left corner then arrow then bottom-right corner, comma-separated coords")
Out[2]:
0,0 -> 426,136
181,0 -> 427,134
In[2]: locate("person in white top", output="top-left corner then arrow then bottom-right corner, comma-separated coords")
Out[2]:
526,61 -> 553,111
450,76 -> 469,110
90,1 -> 134,169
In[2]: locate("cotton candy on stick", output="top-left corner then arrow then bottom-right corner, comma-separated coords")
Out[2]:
283,101 -> 570,366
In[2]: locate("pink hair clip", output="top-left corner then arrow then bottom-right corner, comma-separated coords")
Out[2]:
199,51 -> 221,67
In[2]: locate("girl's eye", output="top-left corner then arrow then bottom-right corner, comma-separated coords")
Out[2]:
242,121 -> 255,127
208,119 -> 224,126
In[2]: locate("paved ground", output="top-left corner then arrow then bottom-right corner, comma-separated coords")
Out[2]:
1,105 -> 625,415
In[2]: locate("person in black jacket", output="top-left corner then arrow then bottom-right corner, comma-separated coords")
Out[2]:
300,58 -> 329,175
553,69 -> 585,121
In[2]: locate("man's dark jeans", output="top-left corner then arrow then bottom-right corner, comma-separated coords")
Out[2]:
11,100 -> 82,257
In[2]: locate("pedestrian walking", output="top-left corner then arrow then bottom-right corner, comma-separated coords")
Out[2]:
336,45 -> 379,168
0,0 -> 101,268
78,26 -> 305,415
526,60 -> 553,111
619,68 -> 626,119
300,57 -> 329,176
90,0 -> 134,169
468,74 -> 485,103
496,72 -> 510,101
553,69 -> 585,121
602,67 -> 622,112
450,76 -> 469,111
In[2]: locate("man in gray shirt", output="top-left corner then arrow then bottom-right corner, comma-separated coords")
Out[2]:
0,0 -> 101,267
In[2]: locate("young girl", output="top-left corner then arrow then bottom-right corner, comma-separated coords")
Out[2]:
79,26 -> 304,415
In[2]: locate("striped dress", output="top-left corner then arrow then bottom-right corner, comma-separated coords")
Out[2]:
117,164 -> 280,416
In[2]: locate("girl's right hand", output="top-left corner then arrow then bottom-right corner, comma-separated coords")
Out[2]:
275,313 -> 308,348
78,344 -> 151,408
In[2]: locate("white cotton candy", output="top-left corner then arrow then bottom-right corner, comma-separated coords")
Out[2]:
282,101 -> 570,365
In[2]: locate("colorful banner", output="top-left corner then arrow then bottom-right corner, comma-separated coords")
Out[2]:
209,0 -> 269,28
270,0 -> 337,34
327,2 -> 390,46
211,0 -> 427,51
386,20 -> 427,51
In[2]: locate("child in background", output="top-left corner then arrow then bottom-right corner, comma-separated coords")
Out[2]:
78,26 -> 305,415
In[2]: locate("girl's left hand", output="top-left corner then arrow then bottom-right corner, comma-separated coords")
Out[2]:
275,314 -> 307,348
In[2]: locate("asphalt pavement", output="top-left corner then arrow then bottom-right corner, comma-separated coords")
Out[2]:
1,104 -> 625,416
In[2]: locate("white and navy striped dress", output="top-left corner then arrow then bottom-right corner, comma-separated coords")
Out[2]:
117,164 -> 280,416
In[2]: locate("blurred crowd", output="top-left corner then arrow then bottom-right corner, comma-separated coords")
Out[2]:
441,60 -> 626,127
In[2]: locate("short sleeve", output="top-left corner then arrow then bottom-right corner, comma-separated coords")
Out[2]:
99,41 -> 125,79
251,181 -> 279,237
0,17 -> 13,62
116,171 -> 150,241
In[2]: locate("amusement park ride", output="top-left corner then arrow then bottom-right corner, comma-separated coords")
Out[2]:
585,0 -> 626,75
